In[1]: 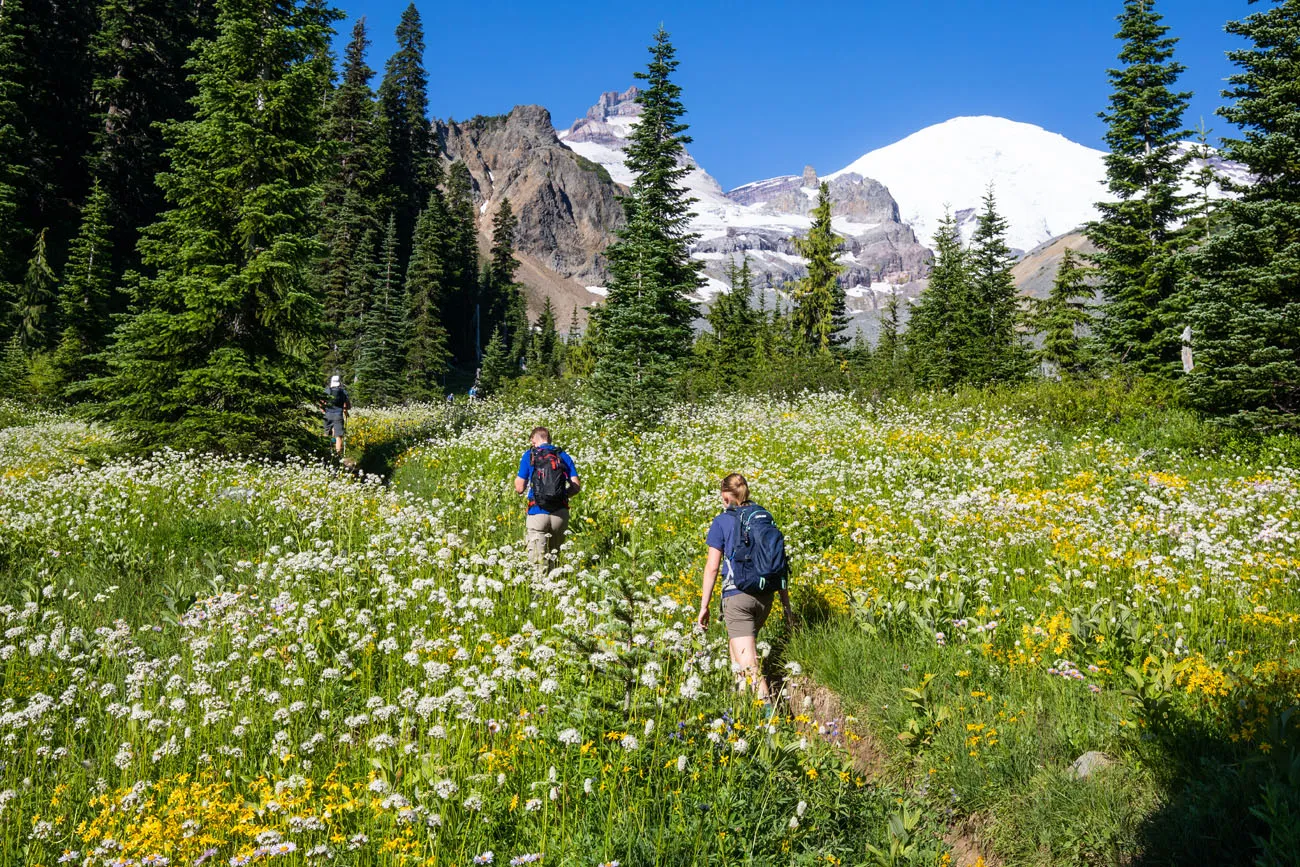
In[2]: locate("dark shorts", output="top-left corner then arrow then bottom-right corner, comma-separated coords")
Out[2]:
324,412 -> 345,437
721,591 -> 774,640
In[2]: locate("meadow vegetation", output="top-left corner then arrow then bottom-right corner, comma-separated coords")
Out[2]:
2,380 -> 1297,866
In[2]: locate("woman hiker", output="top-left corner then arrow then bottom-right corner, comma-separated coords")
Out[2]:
695,473 -> 792,702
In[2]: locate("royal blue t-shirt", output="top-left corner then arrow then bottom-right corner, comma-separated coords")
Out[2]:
517,447 -> 578,516
706,507 -> 745,598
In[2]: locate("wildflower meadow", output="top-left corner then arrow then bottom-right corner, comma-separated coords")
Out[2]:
1,384 -> 1298,866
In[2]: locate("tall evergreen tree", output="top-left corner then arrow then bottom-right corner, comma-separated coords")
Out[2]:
528,297 -> 561,378
54,180 -> 115,388
566,304 -> 582,349
442,161 -> 480,364
790,182 -> 847,353
967,188 -> 1029,383
1031,248 -> 1096,377
14,228 -> 56,352
478,325 -> 512,396
905,212 -> 972,389
337,224 -> 377,378
1086,0 -> 1193,374
91,0 -> 217,279
699,257 -> 758,388
405,198 -> 450,398
1186,122 -> 1224,243
10,0 -> 98,279
320,16 -> 388,369
0,0 -> 28,324
0,333 -> 29,397
482,198 -> 520,339
1185,0 -> 1300,423
590,27 -> 703,420
378,3 -> 437,260
871,288 -> 906,391
355,215 -> 406,403
95,0 -> 341,455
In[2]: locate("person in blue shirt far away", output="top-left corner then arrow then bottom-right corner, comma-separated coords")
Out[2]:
514,426 -> 580,570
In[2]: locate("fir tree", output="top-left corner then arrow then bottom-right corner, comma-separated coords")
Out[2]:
701,257 -> 758,388
565,307 -> 599,379
320,16 -> 388,368
871,288 -> 905,391
566,304 -> 582,348
443,161 -> 480,364
483,198 -> 520,336
355,215 -> 405,404
91,0 -> 216,280
95,0 -> 341,455
378,3 -> 437,259
405,198 -> 450,398
590,27 -> 703,420
11,0 -> 98,285
968,187 -> 1029,383
905,212 -> 970,389
1031,248 -> 1096,377
527,297 -> 561,378
0,332 -> 29,397
478,325 -> 512,396
54,180 -> 115,388
0,0 -> 28,322
1086,0 -> 1193,375
14,228 -> 56,352
1186,121 -> 1224,243
790,182 -> 847,353
337,225 -> 377,377
1185,0 -> 1300,423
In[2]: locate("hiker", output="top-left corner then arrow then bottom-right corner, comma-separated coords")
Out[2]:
514,426 -> 580,569
695,473 -> 792,701
320,375 -> 350,456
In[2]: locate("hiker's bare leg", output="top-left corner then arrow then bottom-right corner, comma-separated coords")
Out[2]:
728,636 -> 769,700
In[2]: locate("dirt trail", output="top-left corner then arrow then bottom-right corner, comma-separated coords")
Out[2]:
782,677 -> 999,867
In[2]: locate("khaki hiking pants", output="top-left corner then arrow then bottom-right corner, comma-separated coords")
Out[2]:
526,509 -> 569,568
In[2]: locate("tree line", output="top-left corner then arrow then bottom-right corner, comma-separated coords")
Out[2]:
1,0 -> 1298,453
0,1 -> 554,452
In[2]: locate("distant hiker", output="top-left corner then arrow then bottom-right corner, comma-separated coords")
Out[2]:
514,426 -> 580,569
696,473 -> 792,701
320,375 -> 351,456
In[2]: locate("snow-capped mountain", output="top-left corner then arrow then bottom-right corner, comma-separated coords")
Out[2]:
829,115 -> 1248,253
553,92 -> 1248,337
558,88 -> 930,307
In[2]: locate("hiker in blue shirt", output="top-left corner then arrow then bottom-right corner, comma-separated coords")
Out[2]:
514,426 -> 580,569
696,473 -> 792,701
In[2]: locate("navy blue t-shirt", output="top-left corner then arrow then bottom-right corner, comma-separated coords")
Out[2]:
706,507 -> 745,598
517,447 -> 578,516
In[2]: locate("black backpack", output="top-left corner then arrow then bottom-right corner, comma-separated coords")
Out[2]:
529,446 -> 570,511
325,386 -> 349,410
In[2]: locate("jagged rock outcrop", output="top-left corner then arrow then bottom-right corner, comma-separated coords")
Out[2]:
436,105 -> 625,313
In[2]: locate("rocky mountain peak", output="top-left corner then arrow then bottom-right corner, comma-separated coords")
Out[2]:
437,105 -> 626,316
802,165 -> 818,187
563,87 -> 642,147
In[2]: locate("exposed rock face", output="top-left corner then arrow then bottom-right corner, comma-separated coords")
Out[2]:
558,87 -> 933,325
1011,230 -> 1098,299
436,105 -> 625,311
562,86 -> 642,148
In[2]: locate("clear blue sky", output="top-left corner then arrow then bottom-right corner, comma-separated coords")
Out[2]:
338,0 -> 1254,190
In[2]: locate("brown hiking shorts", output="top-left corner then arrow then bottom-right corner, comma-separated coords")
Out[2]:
721,591 -> 774,640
